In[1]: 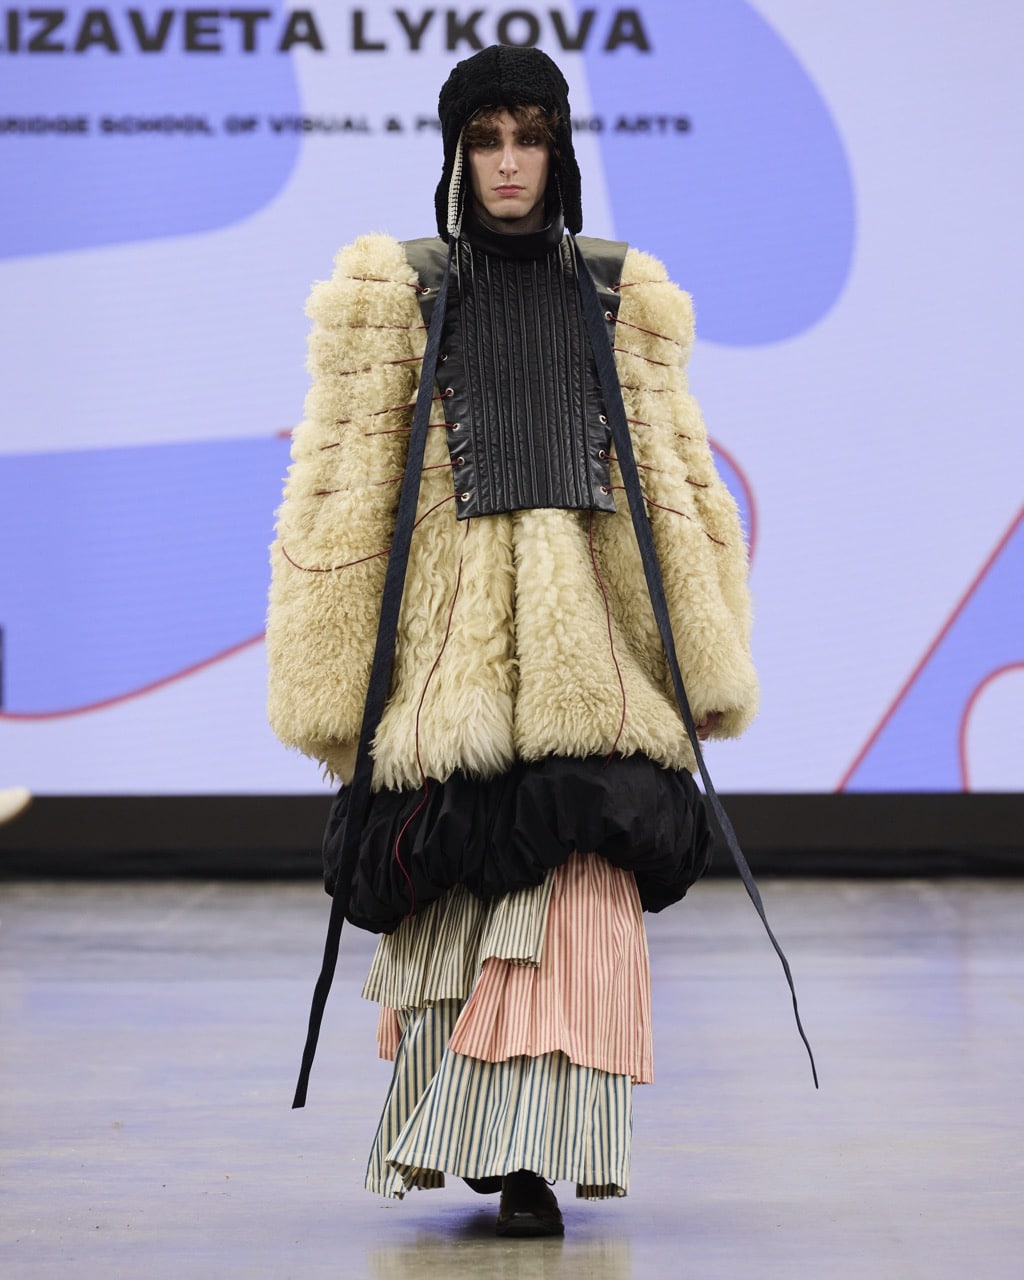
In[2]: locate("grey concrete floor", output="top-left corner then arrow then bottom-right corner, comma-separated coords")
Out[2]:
1,877 -> 1021,1279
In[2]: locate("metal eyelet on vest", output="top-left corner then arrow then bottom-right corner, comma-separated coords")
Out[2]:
450,422 -> 462,431
604,310 -> 614,322
600,486 -> 610,495
460,492 -> 470,502
439,352 -> 448,362
455,457 -> 465,466
598,449 -> 609,460
421,287 -> 431,295
444,387 -> 454,398
599,414 -> 607,425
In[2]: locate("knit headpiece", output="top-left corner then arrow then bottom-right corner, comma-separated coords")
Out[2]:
434,45 -> 583,239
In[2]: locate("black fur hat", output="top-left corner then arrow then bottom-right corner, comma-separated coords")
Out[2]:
434,45 -> 583,239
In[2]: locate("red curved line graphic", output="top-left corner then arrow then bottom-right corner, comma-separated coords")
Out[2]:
958,661 -> 1024,792
0,632 -> 266,723
836,506 -> 1024,792
710,436 -> 759,562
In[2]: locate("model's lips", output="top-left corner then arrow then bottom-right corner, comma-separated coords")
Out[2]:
494,185 -> 524,195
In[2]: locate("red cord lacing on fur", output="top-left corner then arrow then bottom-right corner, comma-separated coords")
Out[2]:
363,424 -> 449,437
346,277 -> 428,291
614,346 -> 676,368
279,494 -> 459,572
612,317 -> 682,345
333,354 -> 425,378
606,454 -> 708,488
340,322 -> 428,332
589,512 -> 627,765
392,521 -> 470,917
312,463 -> 457,497
322,395 -> 447,442
608,453 -> 656,473
607,486 -> 727,546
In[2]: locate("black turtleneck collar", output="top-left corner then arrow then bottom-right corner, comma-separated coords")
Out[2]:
460,206 -> 566,260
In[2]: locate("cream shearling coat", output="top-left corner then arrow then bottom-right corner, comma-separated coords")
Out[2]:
267,234 -> 758,789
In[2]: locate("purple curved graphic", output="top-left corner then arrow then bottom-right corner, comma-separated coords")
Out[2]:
840,510 -> 1024,792
582,0 -> 856,344
0,436 -> 755,717
0,438 -> 290,716
0,1 -> 302,259
960,663 -> 1024,790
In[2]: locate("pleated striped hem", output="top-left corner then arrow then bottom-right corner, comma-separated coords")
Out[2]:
366,1001 -> 631,1200
450,854 -> 653,1083
365,854 -> 653,1083
363,853 -> 652,1201
362,875 -> 555,1014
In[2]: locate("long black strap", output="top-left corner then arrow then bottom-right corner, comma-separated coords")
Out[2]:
572,238 -> 819,1088
293,235 -> 818,1106
292,242 -> 455,1108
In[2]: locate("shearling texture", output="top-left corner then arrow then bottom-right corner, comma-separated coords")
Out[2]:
267,235 -> 758,789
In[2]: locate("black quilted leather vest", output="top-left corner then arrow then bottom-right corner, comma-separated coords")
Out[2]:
405,219 -> 628,519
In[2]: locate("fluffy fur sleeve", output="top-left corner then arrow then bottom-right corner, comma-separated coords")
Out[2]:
266,234 -> 424,778
615,247 -> 759,738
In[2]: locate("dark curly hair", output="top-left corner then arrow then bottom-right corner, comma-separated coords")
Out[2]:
462,104 -> 561,158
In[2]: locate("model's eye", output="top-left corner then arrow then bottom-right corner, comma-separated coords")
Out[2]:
518,135 -> 542,147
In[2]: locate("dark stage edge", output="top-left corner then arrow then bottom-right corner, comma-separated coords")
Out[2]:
0,793 -> 1021,879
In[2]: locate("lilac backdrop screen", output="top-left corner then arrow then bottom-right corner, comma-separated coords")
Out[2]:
1,1 -> 1021,794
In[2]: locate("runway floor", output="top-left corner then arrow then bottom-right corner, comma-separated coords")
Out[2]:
2,877 -> 1021,1279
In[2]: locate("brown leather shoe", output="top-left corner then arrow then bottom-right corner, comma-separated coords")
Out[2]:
495,1170 -> 565,1238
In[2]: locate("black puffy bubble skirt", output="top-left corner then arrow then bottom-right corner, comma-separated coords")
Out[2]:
323,754 -> 714,934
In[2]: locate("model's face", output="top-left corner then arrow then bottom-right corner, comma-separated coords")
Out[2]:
466,109 -> 551,233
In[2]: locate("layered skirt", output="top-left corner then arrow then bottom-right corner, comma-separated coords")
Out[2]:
363,852 -> 653,1199
347,755 -> 712,1200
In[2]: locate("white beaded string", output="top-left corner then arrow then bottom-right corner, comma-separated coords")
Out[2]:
447,128 -> 465,238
